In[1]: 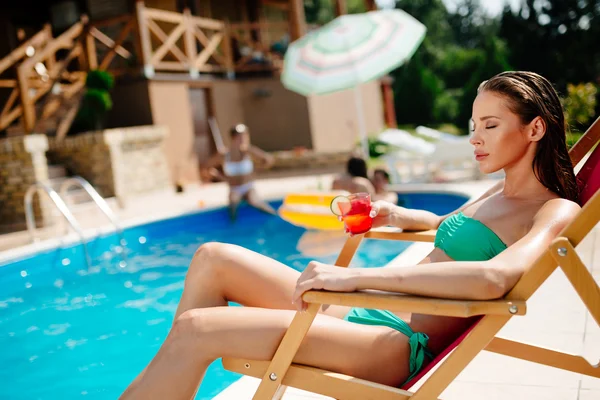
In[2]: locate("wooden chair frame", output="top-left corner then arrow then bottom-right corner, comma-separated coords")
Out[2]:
223,118 -> 600,399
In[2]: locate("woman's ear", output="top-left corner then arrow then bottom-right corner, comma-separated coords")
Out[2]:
528,116 -> 546,142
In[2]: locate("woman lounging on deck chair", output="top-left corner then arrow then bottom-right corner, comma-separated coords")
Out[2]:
120,71 -> 598,400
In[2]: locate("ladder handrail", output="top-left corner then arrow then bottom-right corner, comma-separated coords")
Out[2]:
59,176 -> 123,236
24,181 -> 92,269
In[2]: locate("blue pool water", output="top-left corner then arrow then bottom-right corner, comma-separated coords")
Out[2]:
0,192 -> 467,400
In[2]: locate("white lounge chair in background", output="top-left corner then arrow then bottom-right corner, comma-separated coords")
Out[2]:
379,126 -> 486,183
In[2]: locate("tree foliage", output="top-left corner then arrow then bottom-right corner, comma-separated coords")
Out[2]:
302,0 -> 599,132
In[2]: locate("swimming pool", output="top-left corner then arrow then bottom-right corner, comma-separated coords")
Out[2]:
0,192 -> 467,399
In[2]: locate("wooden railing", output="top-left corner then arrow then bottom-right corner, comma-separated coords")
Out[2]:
0,25 -> 54,131
228,21 -> 290,72
0,5 -> 295,134
85,14 -> 139,76
136,3 -> 233,76
16,18 -> 88,134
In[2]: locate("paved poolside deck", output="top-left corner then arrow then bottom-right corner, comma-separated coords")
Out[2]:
1,174 -> 597,399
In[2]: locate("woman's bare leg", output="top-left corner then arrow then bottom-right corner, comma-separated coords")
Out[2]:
228,190 -> 242,220
125,242 -> 352,397
245,188 -> 277,215
174,242 -> 351,320
120,306 -> 412,400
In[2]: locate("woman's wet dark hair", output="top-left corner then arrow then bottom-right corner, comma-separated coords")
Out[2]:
478,71 -> 579,203
347,157 -> 369,179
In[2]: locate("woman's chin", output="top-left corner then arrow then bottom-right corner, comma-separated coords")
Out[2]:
477,162 -> 500,175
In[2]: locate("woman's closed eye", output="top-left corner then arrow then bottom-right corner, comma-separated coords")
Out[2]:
486,125 -> 497,129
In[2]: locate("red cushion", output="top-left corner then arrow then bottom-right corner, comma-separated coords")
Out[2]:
578,144 -> 600,205
401,319 -> 480,390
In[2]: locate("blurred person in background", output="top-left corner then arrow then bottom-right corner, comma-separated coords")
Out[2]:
332,156 -> 375,194
371,168 -> 398,204
203,123 -> 276,220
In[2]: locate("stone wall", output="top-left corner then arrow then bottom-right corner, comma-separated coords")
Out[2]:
48,125 -> 173,204
0,135 -> 51,232
48,132 -> 115,197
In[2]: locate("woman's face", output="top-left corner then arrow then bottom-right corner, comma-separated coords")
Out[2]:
372,172 -> 388,191
470,91 -> 534,174
232,131 -> 249,150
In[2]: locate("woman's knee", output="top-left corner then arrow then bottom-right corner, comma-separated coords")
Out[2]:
190,242 -> 226,271
170,309 -> 216,359
184,242 -> 226,286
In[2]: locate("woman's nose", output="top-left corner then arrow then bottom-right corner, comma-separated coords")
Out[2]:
469,127 -> 482,146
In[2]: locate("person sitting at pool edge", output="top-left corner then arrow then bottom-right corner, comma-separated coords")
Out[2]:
332,156 -> 375,194
203,123 -> 277,220
371,168 -> 398,204
120,71 -> 581,400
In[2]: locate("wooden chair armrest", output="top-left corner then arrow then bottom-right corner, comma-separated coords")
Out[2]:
365,227 -> 437,242
302,290 -> 526,318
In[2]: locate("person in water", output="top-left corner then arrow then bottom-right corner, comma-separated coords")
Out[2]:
120,71 -> 580,399
371,168 -> 398,204
332,156 -> 376,194
204,123 -> 277,219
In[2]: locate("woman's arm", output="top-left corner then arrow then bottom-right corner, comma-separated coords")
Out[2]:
358,199 -> 579,299
249,146 -> 275,168
293,198 -> 580,308
202,152 -> 224,170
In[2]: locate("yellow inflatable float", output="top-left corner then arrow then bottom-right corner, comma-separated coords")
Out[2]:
278,191 -> 348,231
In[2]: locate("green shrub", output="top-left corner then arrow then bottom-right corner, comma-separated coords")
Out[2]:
70,70 -> 115,134
433,90 -> 460,123
367,137 -> 390,159
563,83 -> 598,132
85,70 -> 114,91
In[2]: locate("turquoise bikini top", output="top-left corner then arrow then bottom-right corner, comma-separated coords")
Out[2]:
434,212 -> 508,261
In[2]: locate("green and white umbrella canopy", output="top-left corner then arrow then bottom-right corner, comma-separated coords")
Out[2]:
282,9 -> 426,96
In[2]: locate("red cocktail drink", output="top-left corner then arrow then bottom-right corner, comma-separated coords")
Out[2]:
340,193 -> 373,235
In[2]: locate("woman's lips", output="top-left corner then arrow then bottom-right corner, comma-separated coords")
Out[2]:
475,153 -> 489,161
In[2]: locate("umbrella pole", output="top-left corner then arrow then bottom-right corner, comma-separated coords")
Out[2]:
354,86 -> 369,158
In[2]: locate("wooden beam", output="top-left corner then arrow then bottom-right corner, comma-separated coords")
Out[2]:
289,0 -> 306,41
551,238 -> 600,328
89,26 -> 132,59
335,0 -> 348,16
149,22 -> 187,64
303,291 -> 527,318
0,26 -> 51,76
194,33 -> 223,69
486,337 -> 600,377
570,116 -> 600,167
16,68 -> 35,133
146,19 -> 188,63
364,0 -> 377,11
223,358 -> 419,400
85,29 -> 98,70
99,18 -> 136,70
410,316 -> 510,400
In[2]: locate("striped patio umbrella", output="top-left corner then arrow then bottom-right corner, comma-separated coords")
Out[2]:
281,9 -> 426,155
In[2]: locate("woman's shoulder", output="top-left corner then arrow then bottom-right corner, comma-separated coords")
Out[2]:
535,197 -> 581,220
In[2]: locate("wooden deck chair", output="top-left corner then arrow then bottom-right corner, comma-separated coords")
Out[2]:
222,116 -> 600,400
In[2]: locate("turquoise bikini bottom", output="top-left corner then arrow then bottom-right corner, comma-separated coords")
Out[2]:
343,307 -> 434,386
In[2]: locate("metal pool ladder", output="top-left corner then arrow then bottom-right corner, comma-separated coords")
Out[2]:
24,177 -> 126,270
58,176 -> 125,247
25,181 -> 93,270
